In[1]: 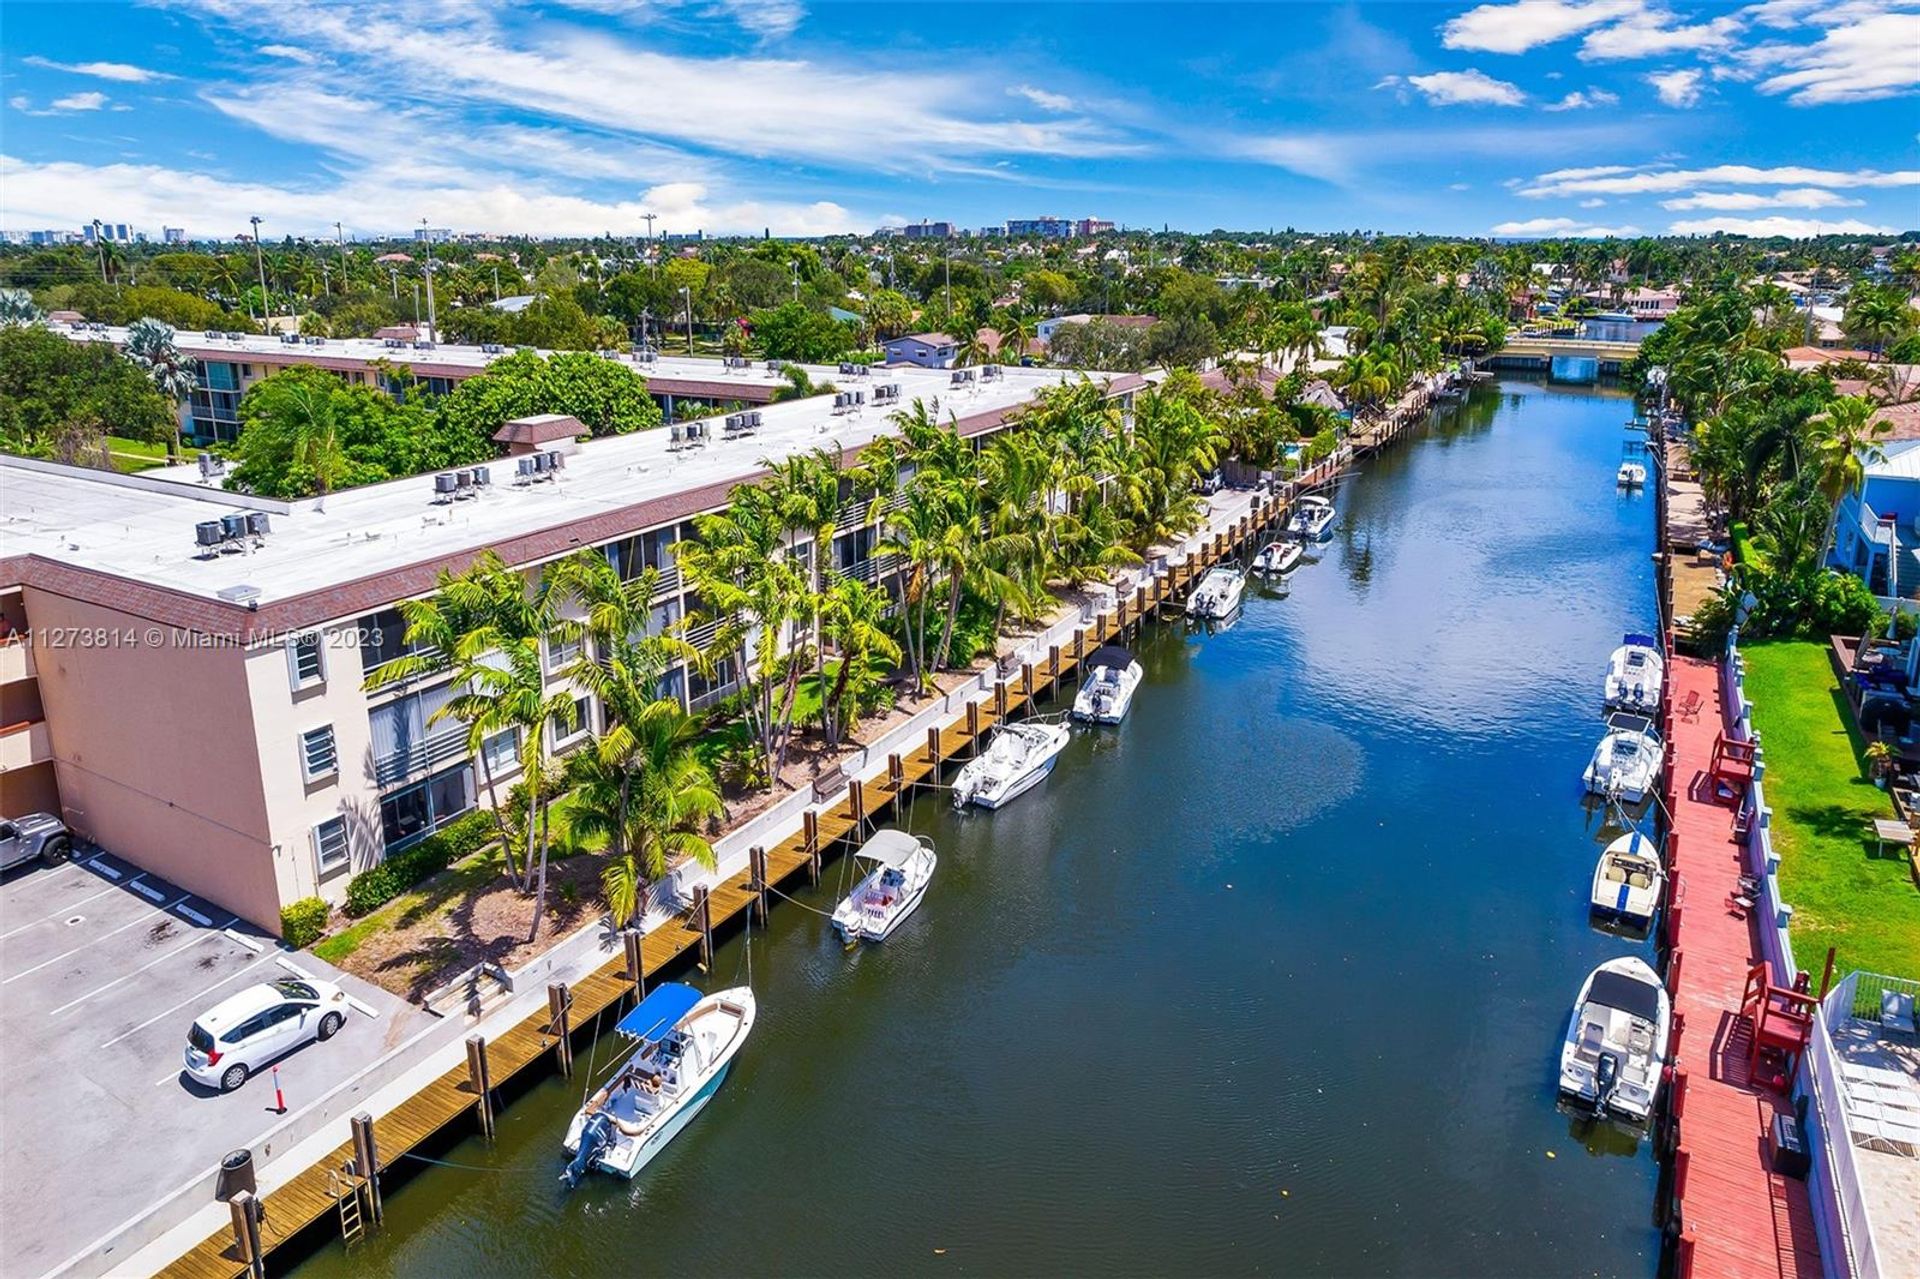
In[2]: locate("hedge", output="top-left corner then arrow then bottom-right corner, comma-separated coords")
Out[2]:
343,809 -> 496,917
280,896 -> 331,948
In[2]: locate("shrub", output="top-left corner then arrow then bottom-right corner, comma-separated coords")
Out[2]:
280,896 -> 331,948
342,809 -> 496,917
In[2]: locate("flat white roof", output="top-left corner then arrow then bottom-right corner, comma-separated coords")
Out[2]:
2,359 -> 1095,615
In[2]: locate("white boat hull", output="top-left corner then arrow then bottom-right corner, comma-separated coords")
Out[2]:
1603,642 -> 1665,713
971,751 -> 1059,809
1589,833 -> 1664,924
831,844 -> 936,942
1186,567 -> 1246,620
1558,957 -> 1670,1123
1072,662 -> 1143,724
952,722 -> 1072,810
1253,542 -> 1303,575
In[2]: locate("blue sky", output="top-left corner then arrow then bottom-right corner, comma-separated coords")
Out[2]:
3,0 -> 1916,240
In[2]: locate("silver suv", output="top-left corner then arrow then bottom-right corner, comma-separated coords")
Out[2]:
0,813 -> 72,872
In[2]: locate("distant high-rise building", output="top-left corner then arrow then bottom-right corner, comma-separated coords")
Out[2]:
163,227 -> 187,244
84,222 -> 132,245
413,226 -> 452,243
1075,218 -> 1115,237
902,220 -> 954,239
1007,216 -> 1072,238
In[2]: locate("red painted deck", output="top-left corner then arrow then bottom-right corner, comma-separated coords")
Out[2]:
1665,655 -> 1824,1279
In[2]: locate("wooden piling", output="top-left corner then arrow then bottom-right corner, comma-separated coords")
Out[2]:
749,845 -> 769,923
350,1113 -> 382,1225
690,886 -> 713,967
994,680 -> 1008,718
848,778 -> 866,830
965,701 -> 981,753
546,984 -> 573,1077
623,929 -> 645,992
1021,662 -> 1034,704
887,752 -> 904,792
229,1191 -> 265,1279
1048,644 -> 1061,697
803,810 -> 821,882
465,1035 -> 494,1139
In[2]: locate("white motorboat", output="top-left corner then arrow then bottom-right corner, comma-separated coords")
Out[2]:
1186,565 -> 1246,620
1603,633 -> 1665,713
1583,712 -> 1663,803
830,829 -> 937,942
1072,645 -> 1144,724
1616,461 -> 1647,488
561,983 -> 755,1187
951,720 -> 1072,810
1558,956 -> 1671,1122
1590,830 -> 1665,926
1286,495 -> 1335,540
1252,541 -> 1304,575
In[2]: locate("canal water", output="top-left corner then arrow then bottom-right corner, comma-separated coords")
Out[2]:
297,377 -> 1662,1277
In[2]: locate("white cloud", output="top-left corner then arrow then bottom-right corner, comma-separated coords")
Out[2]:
1645,68 -> 1705,105
0,154 -> 870,238
1010,84 -> 1074,112
1402,68 -> 1529,105
20,55 -> 171,82
1580,13 -> 1741,59
1661,187 -> 1863,209
1492,215 -> 1643,235
1668,214 -> 1901,235
1744,12 -> 1920,105
258,44 -> 319,64
1441,0 -> 1644,53
1543,87 -> 1622,109
1449,181 -> 1473,190
706,0 -> 806,39
1580,197 -> 1608,206
1521,162 -> 1920,197
50,92 -> 110,112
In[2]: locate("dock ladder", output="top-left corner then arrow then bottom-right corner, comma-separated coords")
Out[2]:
327,1160 -> 369,1247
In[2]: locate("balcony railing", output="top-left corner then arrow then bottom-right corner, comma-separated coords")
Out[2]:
372,729 -> 470,786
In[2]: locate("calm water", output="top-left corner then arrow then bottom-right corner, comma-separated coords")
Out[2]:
298,379 -> 1661,1278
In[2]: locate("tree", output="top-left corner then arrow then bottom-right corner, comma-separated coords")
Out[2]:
751,300 -> 855,362
864,289 -> 914,341
228,369 -> 367,498
0,287 -> 43,326
816,577 -> 901,748
1808,395 -> 1891,562
1843,284 -> 1916,358
124,318 -> 198,458
0,324 -> 171,461
579,705 -> 720,928
436,349 -> 660,446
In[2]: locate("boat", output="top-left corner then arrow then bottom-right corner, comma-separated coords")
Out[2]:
1583,712 -> 1663,803
951,720 -> 1072,810
1286,495 -> 1336,540
1616,460 -> 1647,488
1557,956 -> 1671,1122
1587,310 -> 1635,324
1603,633 -> 1665,713
560,983 -> 755,1187
1072,644 -> 1144,724
1185,565 -> 1246,620
830,830 -> 937,942
1252,541 -> 1304,575
1589,830 -> 1665,926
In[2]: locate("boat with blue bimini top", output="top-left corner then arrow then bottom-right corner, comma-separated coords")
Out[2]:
560,982 -> 755,1188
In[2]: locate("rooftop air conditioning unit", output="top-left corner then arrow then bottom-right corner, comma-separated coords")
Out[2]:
245,512 -> 271,537
384,338 -> 404,348
516,456 -> 536,480
547,450 -> 566,470
219,513 -> 249,540
532,453 -> 551,473
280,333 -> 301,345
473,465 -> 491,487
204,329 -> 221,338
481,342 -> 505,354
195,521 -> 224,549
414,340 -> 436,350
433,472 -> 459,498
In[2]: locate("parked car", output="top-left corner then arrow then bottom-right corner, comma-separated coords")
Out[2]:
0,813 -> 71,872
184,978 -> 350,1092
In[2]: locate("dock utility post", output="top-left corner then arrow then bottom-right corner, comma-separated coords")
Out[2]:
350,1112 -> 383,1225
690,886 -> 714,967
804,810 -> 821,882
229,1190 -> 266,1279
465,1035 -> 495,1139
749,846 -> 770,923
547,984 -> 573,1077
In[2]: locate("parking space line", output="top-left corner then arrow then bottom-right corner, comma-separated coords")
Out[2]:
46,927 -> 232,1017
0,893 -> 190,983
99,950 -> 281,1049
0,880 -> 126,941
276,957 -> 381,1019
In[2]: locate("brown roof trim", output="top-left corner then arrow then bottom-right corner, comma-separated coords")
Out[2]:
493,414 -> 585,445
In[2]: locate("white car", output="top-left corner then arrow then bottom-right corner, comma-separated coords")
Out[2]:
184,978 -> 350,1092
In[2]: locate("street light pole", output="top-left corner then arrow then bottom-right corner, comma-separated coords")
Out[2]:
333,220 -> 345,295
641,211 -> 656,261
791,260 -> 800,303
419,219 -> 438,341
249,216 -> 269,328
91,219 -> 109,286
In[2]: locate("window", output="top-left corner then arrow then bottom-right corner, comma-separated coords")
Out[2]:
358,606 -> 432,676
313,816 -> 350,877
379,763 -> 474,850
552,695 -> 591,746
288,633 -> 325,688
300,725 -> 338,781
547,631 -> 583,672
480,728 -> 518,777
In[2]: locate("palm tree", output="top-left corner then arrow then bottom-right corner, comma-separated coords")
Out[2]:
124,318 -> 199,458
480,637 -> 582,941
0,288 -> 43,327
1843,285 -> 1915,359
817,577 -> 901,747
237,371 -> 349,498
1808,394 -> 1892,562
585,706 -> 720,928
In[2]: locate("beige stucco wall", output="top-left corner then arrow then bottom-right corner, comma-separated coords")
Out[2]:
25,589 -> 283,930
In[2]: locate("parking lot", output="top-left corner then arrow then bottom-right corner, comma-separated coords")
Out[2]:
1,847 -> 427,1276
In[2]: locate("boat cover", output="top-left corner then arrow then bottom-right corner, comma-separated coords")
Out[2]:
1604,711 -> 1657,738
856,829 -> 924,870
1621,633 -> 1660,650
616,982 -> 701,1041
1087,645 -> 1133,671
1588,968 -> 1662,1022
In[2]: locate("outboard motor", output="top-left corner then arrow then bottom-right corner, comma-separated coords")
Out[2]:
560,1112 -> 615,1189
1594,1051 -> 1620,1112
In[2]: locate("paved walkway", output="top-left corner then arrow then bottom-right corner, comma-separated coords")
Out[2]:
1665,655 -> 1823,1279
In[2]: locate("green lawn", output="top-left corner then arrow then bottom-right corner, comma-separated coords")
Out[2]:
106,435 -> 203,474
1741,641 -> 1920,980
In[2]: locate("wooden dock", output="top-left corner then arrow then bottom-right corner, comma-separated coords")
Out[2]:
158,481 -> 1350,1279
1655,657 -> 1824,1279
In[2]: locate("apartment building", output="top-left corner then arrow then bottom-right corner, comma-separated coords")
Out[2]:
63,327 -> 815,445
0,357 -> 1141,933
